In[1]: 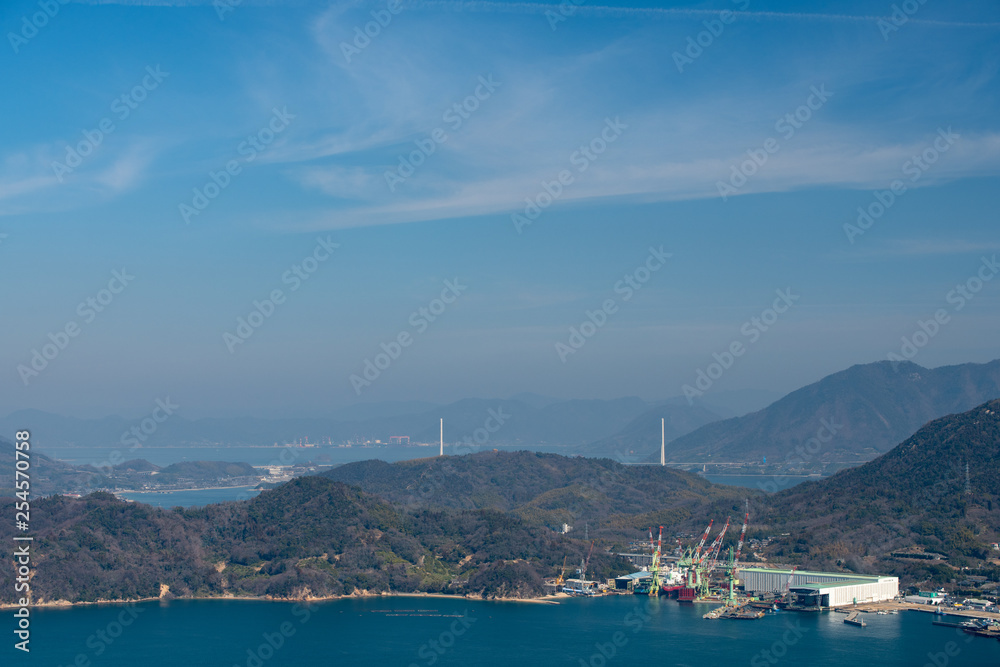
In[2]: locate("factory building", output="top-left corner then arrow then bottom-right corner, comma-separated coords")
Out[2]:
741,567 -> 898,608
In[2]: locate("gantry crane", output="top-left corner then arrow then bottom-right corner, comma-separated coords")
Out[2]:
723,501 -> 751,606
646,527 -> 664,596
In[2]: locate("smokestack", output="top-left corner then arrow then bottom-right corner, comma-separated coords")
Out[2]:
661,418 -> 665,467
440,418 -> 444,457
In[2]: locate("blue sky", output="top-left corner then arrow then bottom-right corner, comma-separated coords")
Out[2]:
2,0 -> 999,418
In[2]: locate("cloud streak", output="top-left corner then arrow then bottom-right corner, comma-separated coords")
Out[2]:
68,0 -> 1000,28
411,1 -> 1000,29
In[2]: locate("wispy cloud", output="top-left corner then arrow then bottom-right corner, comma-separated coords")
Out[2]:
69,0 -> 1000,29
412,1 -> 1000,29
280,124 -> 1000,230
70,0 -> 303,6
0,139 -> 160,215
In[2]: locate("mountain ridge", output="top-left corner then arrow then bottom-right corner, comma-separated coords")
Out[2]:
594,359 -> 1000,465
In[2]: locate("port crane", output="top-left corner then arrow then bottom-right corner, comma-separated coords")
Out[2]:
555,555 -> 568,587
693,519 -> 714,560
694,518 -> 731,598
702,517 -> 731,571
645,527 -> 664,596
722,501 -> 751,606
675,500 -> 753,603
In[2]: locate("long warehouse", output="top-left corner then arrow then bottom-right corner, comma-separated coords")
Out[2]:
740,567 -> 899,608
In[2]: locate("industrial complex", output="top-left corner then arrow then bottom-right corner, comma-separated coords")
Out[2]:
740,567 -> 899,608
548,500 -> 905,622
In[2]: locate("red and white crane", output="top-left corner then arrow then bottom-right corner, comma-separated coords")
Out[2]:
702,517 -> 731,570
693,519 -> 714,560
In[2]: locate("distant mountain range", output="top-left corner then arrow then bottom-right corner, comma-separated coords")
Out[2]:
597,359 -> 1000,465
0,396 -> 718,453
5,359 -> 998,472
0,438 -> 262,497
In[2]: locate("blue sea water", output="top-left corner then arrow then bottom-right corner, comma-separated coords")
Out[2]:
15,596 -> 998,666
116,487 -> 262,508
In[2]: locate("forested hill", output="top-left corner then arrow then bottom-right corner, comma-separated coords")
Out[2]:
321,451 -> 750,530
0,477 -> 627,604
0,437 -> 94,497
748,399 -> 1000,577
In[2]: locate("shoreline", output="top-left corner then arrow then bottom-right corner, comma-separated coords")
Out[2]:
1,590 -> 566,610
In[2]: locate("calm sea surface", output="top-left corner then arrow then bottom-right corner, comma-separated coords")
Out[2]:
17,596 -> 998,666
116,487 -> 262,507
